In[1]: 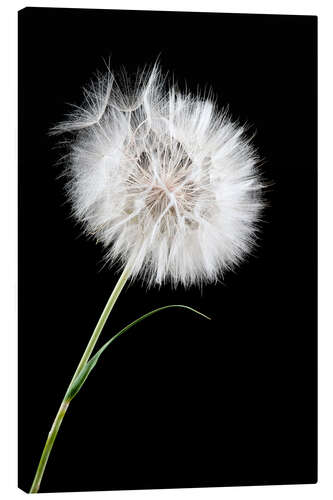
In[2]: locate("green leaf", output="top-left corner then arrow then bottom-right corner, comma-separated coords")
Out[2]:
65,304 -> 210,401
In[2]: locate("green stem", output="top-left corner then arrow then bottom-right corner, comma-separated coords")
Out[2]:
29,263 -> 131,493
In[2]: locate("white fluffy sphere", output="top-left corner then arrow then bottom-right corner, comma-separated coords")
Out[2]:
53,65 -> 264,286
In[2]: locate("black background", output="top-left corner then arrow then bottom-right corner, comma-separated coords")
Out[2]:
18,8 -> 317,493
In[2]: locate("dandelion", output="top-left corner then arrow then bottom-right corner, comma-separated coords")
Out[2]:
53,64 -> 263,286
30,63 -> 264,493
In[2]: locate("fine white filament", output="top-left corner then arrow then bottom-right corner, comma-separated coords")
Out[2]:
53,64 -> 264,287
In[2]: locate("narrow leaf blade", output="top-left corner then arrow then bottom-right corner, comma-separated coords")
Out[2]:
65,304 -> 210,401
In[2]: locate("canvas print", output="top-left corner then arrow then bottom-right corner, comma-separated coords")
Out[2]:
18,8 -> 317,493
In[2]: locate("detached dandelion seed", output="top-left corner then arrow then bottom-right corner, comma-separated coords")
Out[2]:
30,63 -> 265,493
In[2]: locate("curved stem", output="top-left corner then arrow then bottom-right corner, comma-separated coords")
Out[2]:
29,263 -> 131,493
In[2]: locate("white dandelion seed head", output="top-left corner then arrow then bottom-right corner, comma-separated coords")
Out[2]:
53,64 -> 264,287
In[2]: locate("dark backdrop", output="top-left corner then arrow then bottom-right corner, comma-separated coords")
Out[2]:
18,8 -> 317,493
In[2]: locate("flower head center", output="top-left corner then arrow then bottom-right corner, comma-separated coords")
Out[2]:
124,136 -> 208,232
